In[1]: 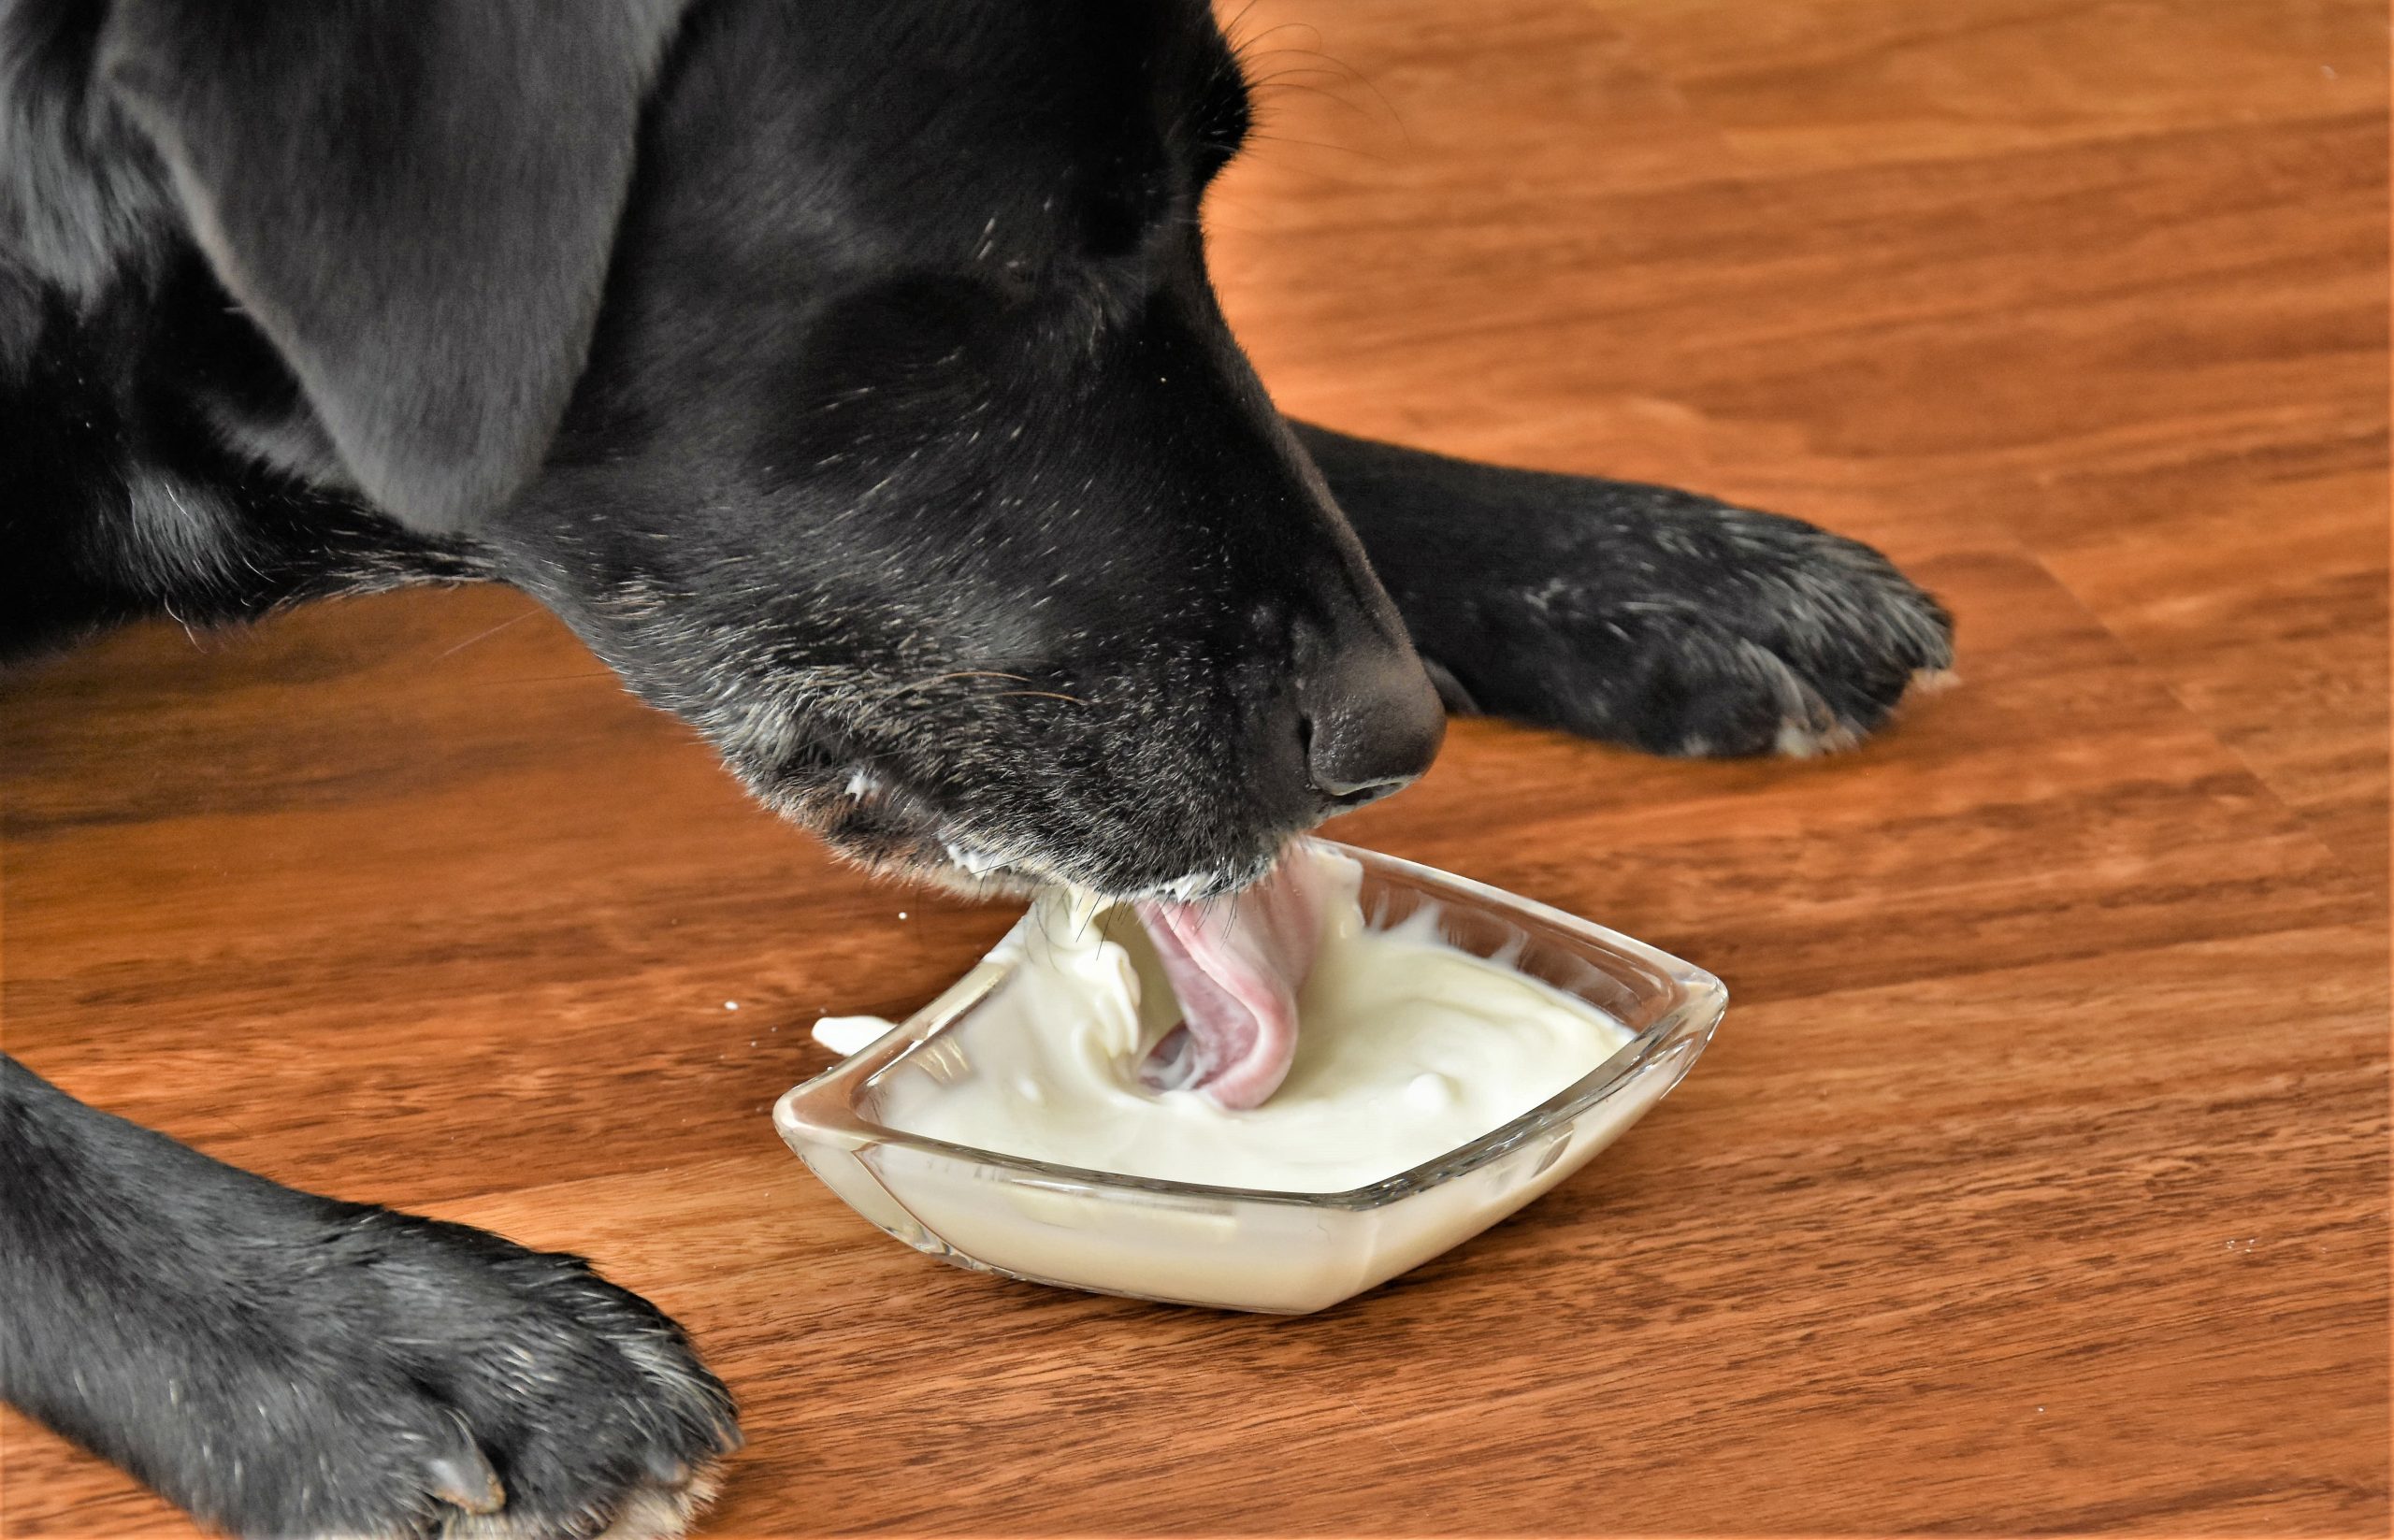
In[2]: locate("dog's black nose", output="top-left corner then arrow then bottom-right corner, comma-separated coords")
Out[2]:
1298,645 -> 1448,808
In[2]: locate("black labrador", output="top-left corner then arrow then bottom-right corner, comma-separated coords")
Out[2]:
0,1 -> 1954,1534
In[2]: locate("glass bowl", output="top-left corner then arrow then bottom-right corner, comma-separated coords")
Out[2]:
772,839 -> 1726,1315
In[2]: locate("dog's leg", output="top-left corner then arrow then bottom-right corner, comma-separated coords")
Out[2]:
0,1055 -> 739,1539
1293,423 -> 1954,757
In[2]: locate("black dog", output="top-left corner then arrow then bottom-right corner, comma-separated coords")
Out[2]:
0,1 -> 1954,1533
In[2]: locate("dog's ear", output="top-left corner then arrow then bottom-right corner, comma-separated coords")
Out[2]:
96,0 -> 689,535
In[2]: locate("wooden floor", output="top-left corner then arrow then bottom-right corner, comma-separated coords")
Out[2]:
5,1 -> 2387,1533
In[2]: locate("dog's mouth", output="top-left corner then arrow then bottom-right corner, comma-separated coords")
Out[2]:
808,763 -> 1325,1109
804,759 -> 1291,899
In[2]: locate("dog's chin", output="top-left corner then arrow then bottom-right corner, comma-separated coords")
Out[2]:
749,761 -> 1288,902
831,822 -> 1288,906
896,839 -> 1288,905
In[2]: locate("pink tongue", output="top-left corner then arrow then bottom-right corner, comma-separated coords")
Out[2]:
1132,852 -> 1325,1109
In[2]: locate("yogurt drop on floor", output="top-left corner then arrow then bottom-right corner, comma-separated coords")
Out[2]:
815,846 -> 1634,1193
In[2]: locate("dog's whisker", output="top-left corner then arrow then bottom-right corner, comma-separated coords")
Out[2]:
1224,19 -> 1332,65
1234,35 -> 1409,145
875,669 -> 1035,702
991,689 -> 1091,707
1243,130 -> 1394,166
483,670 -> 621,687
1216,0 -> 1270,51
428,606 -> 540,662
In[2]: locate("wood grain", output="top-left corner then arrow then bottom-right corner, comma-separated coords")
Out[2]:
3,0 -> 2386,1533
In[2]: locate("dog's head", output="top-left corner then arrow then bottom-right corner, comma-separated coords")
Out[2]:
12,0 -> 1442,897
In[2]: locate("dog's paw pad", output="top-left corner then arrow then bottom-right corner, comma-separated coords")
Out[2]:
1768,715 -> 1862,760
1908,666 -> 1963,697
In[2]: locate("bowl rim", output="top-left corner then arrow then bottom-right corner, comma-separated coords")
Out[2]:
772,838 -> 1727,1212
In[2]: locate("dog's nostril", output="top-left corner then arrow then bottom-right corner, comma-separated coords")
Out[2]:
1297,647 -> 1447,808
1299,712 -> 1405,802
1308,751 -> 1414,803
1323,777 -> 1406,810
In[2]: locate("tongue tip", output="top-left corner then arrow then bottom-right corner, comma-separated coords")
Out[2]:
1135,1021 -> 1297,1109
1200,1058 -> 1292,1111
1137,1025 -> 1202,1093
1130,847 -> 1325,1111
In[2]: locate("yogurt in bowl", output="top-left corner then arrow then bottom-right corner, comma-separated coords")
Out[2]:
773,840 -> 1724,1314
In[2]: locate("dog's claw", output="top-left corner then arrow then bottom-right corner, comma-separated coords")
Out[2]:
426,1430 -> 506,1515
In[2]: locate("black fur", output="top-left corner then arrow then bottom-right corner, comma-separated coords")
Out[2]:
1,1 -> 1952,1534
0,1059 -> 738,1539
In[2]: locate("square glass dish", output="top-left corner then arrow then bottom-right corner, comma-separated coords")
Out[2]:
772,840 -> 1726,1315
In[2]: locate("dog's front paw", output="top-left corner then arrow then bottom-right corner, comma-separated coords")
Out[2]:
154,1207 -> 739,1540
1421,491 -> 1954,758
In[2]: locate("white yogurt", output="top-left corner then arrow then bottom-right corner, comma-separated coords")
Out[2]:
817,847 -> 1634,1194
